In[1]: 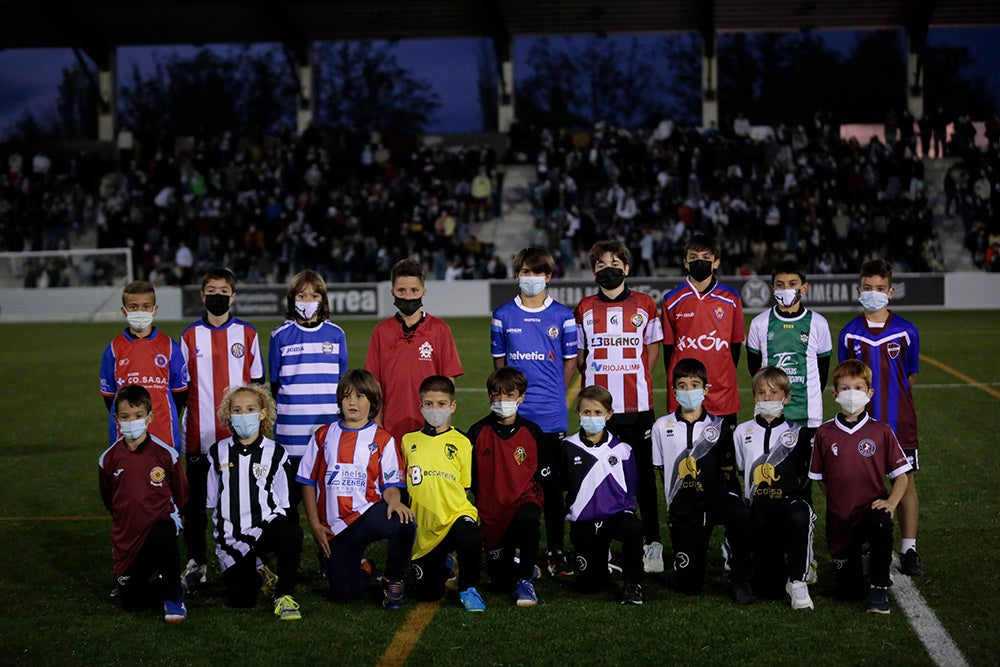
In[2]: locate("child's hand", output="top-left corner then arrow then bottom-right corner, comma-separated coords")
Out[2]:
309,522 -> 335,557
387,501 -> 415,524
871,498 -> 897,518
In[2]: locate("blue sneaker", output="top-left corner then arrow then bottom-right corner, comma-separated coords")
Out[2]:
459,587 -> 486,612
514,579 -> 538,607
163,598 -> 187,623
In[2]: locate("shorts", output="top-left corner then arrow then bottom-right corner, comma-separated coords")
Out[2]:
903,449 -> 919,471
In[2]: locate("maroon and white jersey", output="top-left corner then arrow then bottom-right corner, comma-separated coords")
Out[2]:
575,289 -> 663,414
180,316 -> 264,454
809,413 -> 911,553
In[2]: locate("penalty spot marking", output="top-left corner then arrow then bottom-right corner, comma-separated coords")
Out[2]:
919,354 -> 1000,401
376,600 -> 441,667
891,557 -> 969,667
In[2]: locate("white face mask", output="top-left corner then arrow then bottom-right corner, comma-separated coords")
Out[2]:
421,407 -> 452,429
579,415 -> 606,435
858,291 -> 889,312
754,400 -> 785,419
490,401 -> 519,419
119,417 -> 148,441
518,276 -> 547,298
835,389 -> 871,415
125,311 -> 154,331
773,288 -> 801,308
295,300 -> 320,320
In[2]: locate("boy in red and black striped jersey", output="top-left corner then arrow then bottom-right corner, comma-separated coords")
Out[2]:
468,367 -> 544,607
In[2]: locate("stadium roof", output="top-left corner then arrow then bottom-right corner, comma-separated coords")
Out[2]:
1,1 -> 999,51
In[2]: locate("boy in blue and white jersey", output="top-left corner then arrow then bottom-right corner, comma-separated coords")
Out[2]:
491,247 -> 578,575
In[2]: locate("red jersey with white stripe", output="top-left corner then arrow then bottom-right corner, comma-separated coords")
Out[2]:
180,316 -> 264,454
575,289 -> 663,414
662,278 -> 745,415
295,420 -> 405,536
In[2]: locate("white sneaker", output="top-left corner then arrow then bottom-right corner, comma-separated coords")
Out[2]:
181,559 -> 207,593
643,542 -> 665,573
786,580 -> 814,610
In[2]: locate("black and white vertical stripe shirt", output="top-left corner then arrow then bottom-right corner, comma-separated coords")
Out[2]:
206,434 -> 290,570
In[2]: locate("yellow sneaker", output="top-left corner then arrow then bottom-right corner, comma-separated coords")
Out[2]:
259,565 -> 278,597
273,594 -> 301,621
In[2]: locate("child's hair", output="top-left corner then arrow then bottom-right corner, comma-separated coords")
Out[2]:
832,359 -> 872,390
672,357 -> 708,387
217,384 -> 277,434
859,259 -> 893,285
685,233 -> 721,259
391,258 -> 425,285
588,240 -> 630,269
419,374 -> 455,399
513,247 -> 555,275
114,384 -> 152,415
752,366 -> 791,397
577,385 -> 614,412
486,366 -> 528,397
285,270 -> 330,321
337,368 -> 383,420
201,268 -> 237,291
121,280 -> 156,305
771,258 -> 807,284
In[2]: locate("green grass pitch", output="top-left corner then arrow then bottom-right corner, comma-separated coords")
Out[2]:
1,310 -> 998,665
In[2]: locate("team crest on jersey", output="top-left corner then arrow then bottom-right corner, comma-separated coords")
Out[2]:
322,342 -> 335,354
780,431 -> 797,447
252,463 -> 268,479
800,332 -> 809,344
419,341 -> 434,360
858,438 -> 877,457
230,342 -> 246,358
445,443 -> 458,459
154,354 -> 168,368
630,313 -> 644,328
703,426 -> 720,443
148,466 -> 165,486
513,446 -> 526,465
887,342 -> 901,359
832,444 -> 839,456
547,326 -> 559,339
608,455 -> 619,466
713,307 -> 725,322
368,441 -> 378,454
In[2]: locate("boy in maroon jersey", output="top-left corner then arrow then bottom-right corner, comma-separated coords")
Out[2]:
809,360 -> 911,614
467,367 -> 544,607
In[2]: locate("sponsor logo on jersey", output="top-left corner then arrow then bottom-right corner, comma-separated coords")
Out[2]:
858,438 -> 877,457
231,342 -> 246,358
514,446 -> 526,465
154,354 -> 168,368
114,468 -> 125,478
590,335 -> 641,347
678,456 -> 698,480
676,331 -> 731,353
419,341 -> 434,361
572,456 -> 582,466
887,342 -> 901,359
252,463 -> 269,479
505,327 -> 523,334
383,470 -> 397,482
149,466 -> 165,486
752,462 -> 781,487
508,350 -> 547,362
832,443 -> 839,456
591,362 -> 641,373
118,358 -> 130,367
547,326 -> 559,339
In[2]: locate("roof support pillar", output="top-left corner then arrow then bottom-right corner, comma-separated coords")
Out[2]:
97,48 -> 116,142
699,0 -> 718,129
294,42 -> 315,135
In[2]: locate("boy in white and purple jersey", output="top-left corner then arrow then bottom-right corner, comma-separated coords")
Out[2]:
838,259 -> 922,576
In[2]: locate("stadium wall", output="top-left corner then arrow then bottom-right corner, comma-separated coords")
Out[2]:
2,273 -> 1000,322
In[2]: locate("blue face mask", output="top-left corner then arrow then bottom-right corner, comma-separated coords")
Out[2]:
579,415 -> 606,435
518,276 -> 547,297
230,412 -> 260,440
858,290 -> 890,312
676,388 -> 705,411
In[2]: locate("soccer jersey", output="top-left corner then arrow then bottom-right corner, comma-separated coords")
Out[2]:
365,314 -> 464,445
206,435 -> 289,570
561,431 -> 637,522
491,296 -> 578,433
662,278 -> 745,415
98,434 -> 188,576
733,416 -> 807,504
808,413 -> 911,553
574,289 -> 663,414
651,410 -> 734,516
402,425 -> 478,559
180,316 -> 264,454
269,319 -> 347,458
838,312 -> 920,448
468,413 -> 544,549
746,307 -> 832,426
100,328 -> 188,450
296,420 -> 405,537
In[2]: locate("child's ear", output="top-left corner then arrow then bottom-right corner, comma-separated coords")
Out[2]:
782,394 -> 791,405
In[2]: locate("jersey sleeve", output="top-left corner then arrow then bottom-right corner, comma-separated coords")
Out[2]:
295,431 -> 322,487
268,329 -> 282,388
337,326 -> 349,379
813,312 -> 833,356
99,343 -> 117,397
272,448 -> 291,510
170,449 -> 189,510
643,301 -> 664,345
205,445 -> 221,508
905,323 -> 920,376
732,295 -> 746,344
379,435 -> 406,490
249,329 -> 265,381
490,310 -> 506,359
746,313 -> 764,355
364,323 -> 382,382
650,419 -> 665,467
169,339 -> 189,392
807,432 -> 825,481
438,322 -> 464,378
837,323 -> 852,362
459,433 -> 473,489
562,313 -> 579,358
660,298 -> 676,346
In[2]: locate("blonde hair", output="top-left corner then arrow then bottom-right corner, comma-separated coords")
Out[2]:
751,366 -> 791,397
217,384 -> 277,435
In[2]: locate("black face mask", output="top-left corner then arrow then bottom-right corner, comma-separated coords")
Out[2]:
204,293 -> 231,317
594,267 -> 626,290
687,259 -> 714,282
394,297 -> 423,317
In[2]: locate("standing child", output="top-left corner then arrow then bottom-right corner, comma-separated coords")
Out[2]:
491,247 -> 577,576
402,376 -> 485,612
297,369 -> 416,610
574,240 -> 665,574
734,367 -> 816,610
651,358 -> 754,603
366,259 -> 464,445
809,360 -> 911,614
468,367 -> 544,606
179,268 -> 265,591
206,385 -> 302,620
99,385 -> 189,622
562,385 -> 644,604
838,259 -> 923,576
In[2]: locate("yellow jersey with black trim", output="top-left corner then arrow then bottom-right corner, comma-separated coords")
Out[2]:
402,425 -> 478,559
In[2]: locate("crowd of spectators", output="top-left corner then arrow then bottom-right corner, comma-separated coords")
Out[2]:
950,114 -> 1000,271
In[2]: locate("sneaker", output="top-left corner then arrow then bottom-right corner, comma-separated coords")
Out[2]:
361,558 -> 375,579
444,553 -> 460,592
546,550 -> 572,577
273,594 -> 302,621
899,548 -> 923,576
721,539 -> 733,572
805,558 -> 819,585
643,542 -> 665,573
785,580 -> 814,610
620,583 -> 644,605
258,564 -> 278,597
514,579 -> 538,607
382,578 -> 405,611
181,559 -> 207,593
732,582 -> 757,605
866,586 -> 891,614
459,587 -> 486,612
163,598 -> 187,623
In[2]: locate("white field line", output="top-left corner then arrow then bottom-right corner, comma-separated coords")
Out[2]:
892,556 -> 970,667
